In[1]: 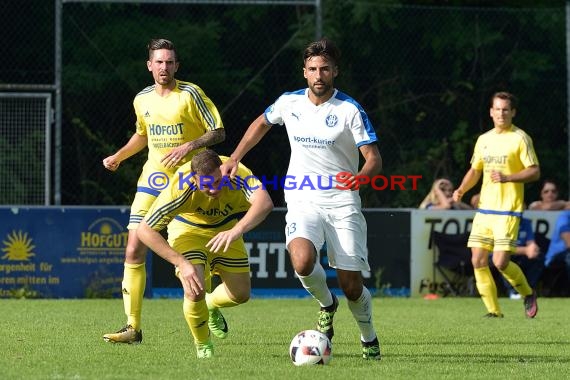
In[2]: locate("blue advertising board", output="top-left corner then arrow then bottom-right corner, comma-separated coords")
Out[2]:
0,207 -> 152,298
0,206 -> 410,298
152,208 -> 411,298
1,206 -> 563,298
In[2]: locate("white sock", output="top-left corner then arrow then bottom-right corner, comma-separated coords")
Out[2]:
347,287 -> 377,342
296,263 -> 333,308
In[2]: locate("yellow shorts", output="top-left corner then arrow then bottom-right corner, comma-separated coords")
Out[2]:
468,212 -> 520,253
127,191 -> 158,230
168,220 -> 250,276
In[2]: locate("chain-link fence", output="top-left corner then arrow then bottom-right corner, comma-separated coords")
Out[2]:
2,1 -> 567,207
0,93 -> 52,205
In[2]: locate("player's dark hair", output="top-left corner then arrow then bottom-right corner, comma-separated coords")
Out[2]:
303,38 -> 341,67
147,38 -> 177,61
491,91 -> 518,109
191,149 -> 222,175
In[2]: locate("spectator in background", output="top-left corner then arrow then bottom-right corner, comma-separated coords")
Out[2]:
528,179 -> 567,210
419,178 -> 472,210
470,193 -> 481,209
544,210 -> 570,290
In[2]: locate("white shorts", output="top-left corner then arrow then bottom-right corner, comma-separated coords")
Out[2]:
285,201 -> 370,271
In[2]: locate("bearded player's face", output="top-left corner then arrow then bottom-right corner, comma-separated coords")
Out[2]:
303,55 -> 337,99
147,49 -> 179,87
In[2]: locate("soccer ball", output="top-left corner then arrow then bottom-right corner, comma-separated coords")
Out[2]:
289,330 -> 332,366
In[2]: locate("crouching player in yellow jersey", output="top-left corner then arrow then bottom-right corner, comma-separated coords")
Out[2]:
453,91 -> 540,319
102,39 -> 225,344
137,149 -> 273,358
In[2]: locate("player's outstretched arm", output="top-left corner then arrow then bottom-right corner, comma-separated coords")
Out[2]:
453,168 -> 481,202
221,114 -> 272,178
357,143 -> 382,178
137,221 -> 203,295
206,187 -> 274,253
102,133 -> 148,171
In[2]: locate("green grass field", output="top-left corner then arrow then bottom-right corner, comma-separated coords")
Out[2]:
1,296 -> 569,380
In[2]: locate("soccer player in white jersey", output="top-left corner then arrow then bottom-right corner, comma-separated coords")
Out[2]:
221,38 -> 383,360
453,91 -> 540,318
102,39 -> 225,344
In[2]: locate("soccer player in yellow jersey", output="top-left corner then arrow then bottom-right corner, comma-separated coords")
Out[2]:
137,149 -> 273,358
102,39 -> 225,343
453,91 -> 540,318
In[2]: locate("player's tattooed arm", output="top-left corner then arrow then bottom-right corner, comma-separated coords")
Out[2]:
188,128 -> 226,151
162,129 -> 226,167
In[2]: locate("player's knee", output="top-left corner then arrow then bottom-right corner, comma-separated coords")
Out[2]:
292,254 -> 318,276
125,244 -> 146,262
289,255 -> 314,275
288,247 -> 317,276
227,286 -> 250,304
183,290 -> 205,302
233,292 -> 250,305
492,257 -> 508,271
295,266 -> 314,277
340,283 -> 362,301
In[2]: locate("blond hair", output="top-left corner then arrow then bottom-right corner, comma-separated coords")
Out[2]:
419,178 -> 453,209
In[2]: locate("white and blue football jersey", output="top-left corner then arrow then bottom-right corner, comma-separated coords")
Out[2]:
264,88 -> 378,205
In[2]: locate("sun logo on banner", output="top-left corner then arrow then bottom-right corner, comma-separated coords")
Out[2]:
1,230 -> 36,261
100,223 -> 112,234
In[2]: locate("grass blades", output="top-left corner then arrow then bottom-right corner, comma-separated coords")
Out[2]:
1,297 -> 568,379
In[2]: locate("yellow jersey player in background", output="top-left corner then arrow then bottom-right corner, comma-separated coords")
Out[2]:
137,149 -> 273,358
102,39 -> 225,344
453,91 -> 540,319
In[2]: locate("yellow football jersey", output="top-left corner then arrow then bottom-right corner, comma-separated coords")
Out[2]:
471,125 -> 539,213
145,157 -> 262,235
133,79 -> 224,190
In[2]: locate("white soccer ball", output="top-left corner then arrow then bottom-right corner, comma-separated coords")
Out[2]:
289,329 -> 332,366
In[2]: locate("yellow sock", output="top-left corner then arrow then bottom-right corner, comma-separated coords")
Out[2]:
474,266 -> 501,314
183,298 -> 210,344
206,284 -> 240,310
500,261 -> 532,297
122,262 -> 145,330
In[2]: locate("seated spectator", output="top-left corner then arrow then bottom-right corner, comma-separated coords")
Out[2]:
544,210 -> 570,293
502,217 -> 544,299
528,179 -> 567,210
419,178 -> 472,210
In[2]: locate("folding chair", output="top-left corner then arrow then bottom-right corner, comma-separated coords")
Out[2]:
535,233 -> 569,296
534,232 -> 551,257
432,231 -> 474,296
